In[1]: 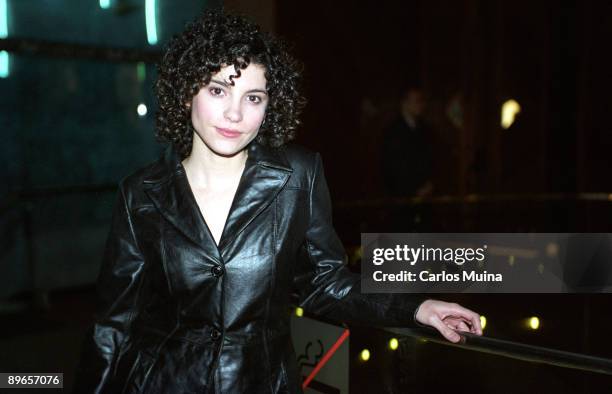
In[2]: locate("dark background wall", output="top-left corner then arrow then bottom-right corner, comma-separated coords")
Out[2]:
276,0 -> 612,199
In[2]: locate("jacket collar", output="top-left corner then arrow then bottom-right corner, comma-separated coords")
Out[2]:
142,141 -> 292,262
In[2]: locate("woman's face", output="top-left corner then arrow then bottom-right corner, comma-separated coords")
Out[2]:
190,63 -> 269,157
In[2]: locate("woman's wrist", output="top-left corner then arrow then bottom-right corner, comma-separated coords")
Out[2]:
413,299 -> 431,327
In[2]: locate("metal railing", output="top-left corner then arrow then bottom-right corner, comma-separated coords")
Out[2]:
336,192 -> 612,209
386,326 -> 612,376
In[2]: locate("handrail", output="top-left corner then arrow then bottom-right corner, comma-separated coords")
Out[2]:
336,192 -> 612,209
386,326 -> 612,376
3,185 -> 611,217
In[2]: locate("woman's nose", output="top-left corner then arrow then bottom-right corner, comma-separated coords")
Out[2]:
224,101 -> 243,123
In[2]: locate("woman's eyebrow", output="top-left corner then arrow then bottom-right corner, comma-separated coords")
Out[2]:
210,78 -> 230,87
247,88 -> 268,95
210,79 -> 268,95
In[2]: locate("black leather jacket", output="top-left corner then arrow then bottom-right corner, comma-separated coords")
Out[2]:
74,142 -> 426,393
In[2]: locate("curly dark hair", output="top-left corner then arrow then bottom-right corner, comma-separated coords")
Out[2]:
154,9 -> 305,159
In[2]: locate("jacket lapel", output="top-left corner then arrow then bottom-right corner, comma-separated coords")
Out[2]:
141,142 -> 292,261
142,147 -> 222,263
218,142 -> 292,252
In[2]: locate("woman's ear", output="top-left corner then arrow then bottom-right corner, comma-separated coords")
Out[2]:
185,101 -> 192,109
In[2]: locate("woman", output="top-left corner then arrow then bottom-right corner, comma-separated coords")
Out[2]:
74,10 -> 481,394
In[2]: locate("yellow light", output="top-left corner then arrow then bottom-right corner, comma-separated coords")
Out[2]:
354,246 -> 362,260
501,99 -> 521,129
480,315 -> 487,330
546,242 -> 559,257
528,316 -> 540,330
359,349 -> 370,361
388,338 -> 399,350
295,307 -> 303,317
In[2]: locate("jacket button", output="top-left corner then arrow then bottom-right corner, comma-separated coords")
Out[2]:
210,329 -> 221,341
211,265 -> 224,277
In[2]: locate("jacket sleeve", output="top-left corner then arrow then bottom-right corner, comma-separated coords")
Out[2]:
293,153 -> 427,327
73,181 -> 146,393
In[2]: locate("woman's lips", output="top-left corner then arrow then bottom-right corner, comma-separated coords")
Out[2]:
215,127 -> 242,138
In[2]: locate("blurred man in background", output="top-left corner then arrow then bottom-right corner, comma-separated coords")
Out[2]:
381,86 -> 433,198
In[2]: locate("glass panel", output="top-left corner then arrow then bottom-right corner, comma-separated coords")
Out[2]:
0,0 -> 221,296
3,54 -> 161,190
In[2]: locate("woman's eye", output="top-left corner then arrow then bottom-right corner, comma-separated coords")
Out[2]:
209,87 -> 224,96
247,95 -> 262,104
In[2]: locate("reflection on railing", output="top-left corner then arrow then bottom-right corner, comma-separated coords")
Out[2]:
386,326 -> 612,376
333,192 -> 612,235
336,192 -> 612,209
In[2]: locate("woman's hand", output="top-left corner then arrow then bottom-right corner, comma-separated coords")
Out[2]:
415,299 -> 482,343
